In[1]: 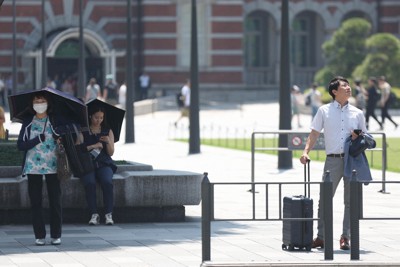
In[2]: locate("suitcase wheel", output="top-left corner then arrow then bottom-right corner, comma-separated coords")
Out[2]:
282,244 -> 287,250
305,245 -> 311,251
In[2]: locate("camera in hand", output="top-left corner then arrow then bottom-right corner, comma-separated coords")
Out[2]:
354,129 -> 362,135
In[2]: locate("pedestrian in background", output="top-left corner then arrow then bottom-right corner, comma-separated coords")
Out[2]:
103,74 -> 118,105
118,81 -> 127,110
85,78 -> 101,102
365,77 -> 383,130
174,79 -> 190,127
300,76 -> 368,251
291,85 -> 302,128
306,83 -> 322,120
353,80 -> 366,112
139,72 -> 151,100
378,76 -> 398,129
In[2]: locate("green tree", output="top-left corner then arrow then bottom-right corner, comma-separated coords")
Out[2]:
353,33 -> 400,86
315,18 -> 371,85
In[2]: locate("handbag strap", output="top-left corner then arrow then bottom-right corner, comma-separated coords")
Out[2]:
42,117 -> 48,134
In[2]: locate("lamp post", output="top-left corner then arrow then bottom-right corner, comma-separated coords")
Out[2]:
77,0 -> 86,99
135,0 -> 143,101
278,0 -> 293,169
189,0 -> 200,154
41,0 -> 47,88
12,0 -> 16,94
125,0 -> 135,143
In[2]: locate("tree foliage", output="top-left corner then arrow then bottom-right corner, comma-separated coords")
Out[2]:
352,33 -> 400,85
314,18 -> 371,86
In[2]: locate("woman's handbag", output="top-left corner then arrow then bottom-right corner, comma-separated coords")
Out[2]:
62,125 -> 94,177
349,133 -> 376,157
56,142 -> 72,181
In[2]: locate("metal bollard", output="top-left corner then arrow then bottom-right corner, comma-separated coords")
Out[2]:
201,172 -> 211,262
350,170 -> 360,260
322,170 -> 333,260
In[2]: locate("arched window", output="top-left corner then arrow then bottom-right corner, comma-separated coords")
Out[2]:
54,39 -> 91,58
244,11 -> 269,67
291,11 -> 316,67
244,11 -> 276,85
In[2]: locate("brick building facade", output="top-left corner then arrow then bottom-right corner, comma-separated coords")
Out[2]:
0,0 -> 399,96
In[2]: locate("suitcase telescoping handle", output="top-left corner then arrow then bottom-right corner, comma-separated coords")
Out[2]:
303,159 -> 310,198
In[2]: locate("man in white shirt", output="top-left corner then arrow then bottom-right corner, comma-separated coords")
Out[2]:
139,73 -> 151,100
300,76 -> 368,251
174,79 -> 190,127
85,78 -> 101,102
118,82 -> 127,109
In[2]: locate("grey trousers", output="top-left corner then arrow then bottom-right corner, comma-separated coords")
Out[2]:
316,157 -> 350,240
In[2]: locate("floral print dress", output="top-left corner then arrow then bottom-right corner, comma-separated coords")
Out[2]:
23,117 -> 57,175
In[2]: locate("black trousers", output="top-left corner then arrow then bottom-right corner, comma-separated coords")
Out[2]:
365,105 -> 381,127
381,102 -> 398,126
27,174 -> 62,239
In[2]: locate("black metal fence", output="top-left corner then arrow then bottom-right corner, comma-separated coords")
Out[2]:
201,171 -> 400,264
201,172 -> 335,262
251,131 -> 388,192
349,173 -> 400,260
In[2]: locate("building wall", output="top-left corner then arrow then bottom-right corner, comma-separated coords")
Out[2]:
0,0 -> 398,93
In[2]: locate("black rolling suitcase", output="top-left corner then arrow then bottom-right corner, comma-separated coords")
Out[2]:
282,160 -> 313,251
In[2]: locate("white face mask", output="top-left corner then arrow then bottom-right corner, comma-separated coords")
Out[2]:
33,103 -> 48,114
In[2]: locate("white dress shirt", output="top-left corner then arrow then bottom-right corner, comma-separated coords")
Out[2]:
311,100 -> 367,155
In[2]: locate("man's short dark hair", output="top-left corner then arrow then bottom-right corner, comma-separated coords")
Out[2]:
328,76 -> 349,99
368,77 -> 377,85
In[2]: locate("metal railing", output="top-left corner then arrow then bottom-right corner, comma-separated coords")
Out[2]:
202,171 -> 400,263
251,130 -> 388,192
349,171 -> 400,260
201,172 -> 334,262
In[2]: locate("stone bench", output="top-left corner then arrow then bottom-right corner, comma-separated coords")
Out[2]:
0,162 -> 203,224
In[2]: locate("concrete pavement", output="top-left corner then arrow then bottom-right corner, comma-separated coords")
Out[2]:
1,101 -> 400,266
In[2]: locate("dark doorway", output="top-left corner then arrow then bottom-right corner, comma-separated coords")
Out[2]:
47,57 -> 103,94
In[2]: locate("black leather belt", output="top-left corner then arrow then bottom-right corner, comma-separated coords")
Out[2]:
327,153 -> 345,158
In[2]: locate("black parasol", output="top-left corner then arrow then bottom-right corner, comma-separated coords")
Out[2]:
8,87 -> 88,128
86,98 -> 125,143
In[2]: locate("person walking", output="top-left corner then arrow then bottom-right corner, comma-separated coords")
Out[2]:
365,77 -> 383,130
85,78 -> 101,102
103,74 -> 118,105
16,91 -> 71,246
291,85 -> 302,128
378,76 -> 398,129
306,83 -> 322,120
118,81 -> 127,109
300,76 -> 368,251
174,79 -> 190,127
80,104 -> 117,226
353,80 -> 366,111
139,72 -> 151,100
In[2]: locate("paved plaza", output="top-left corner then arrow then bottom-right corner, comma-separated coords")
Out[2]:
1,100 -> 400,266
